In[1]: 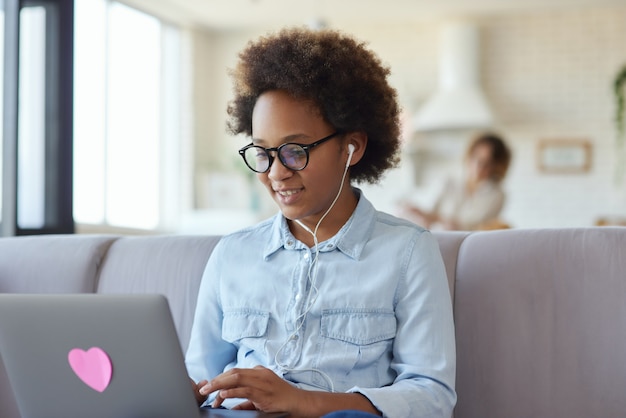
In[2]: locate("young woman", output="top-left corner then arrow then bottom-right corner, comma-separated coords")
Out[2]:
401,133 -> 512,231
185,27 -> 456,418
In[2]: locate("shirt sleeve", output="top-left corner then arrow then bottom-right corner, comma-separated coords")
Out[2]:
349,231 -> 457,417
185,239 -> 237,388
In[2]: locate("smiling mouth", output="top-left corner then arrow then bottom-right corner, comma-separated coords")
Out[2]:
275,189 -> 301,197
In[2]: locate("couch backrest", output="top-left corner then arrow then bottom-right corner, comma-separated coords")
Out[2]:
96,235 -> 221,353
0,235 -> 117,293
452,227 -> 626,418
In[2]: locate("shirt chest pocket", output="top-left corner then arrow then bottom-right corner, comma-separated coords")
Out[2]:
319,310 -> 396,380
222,309 -> 269,355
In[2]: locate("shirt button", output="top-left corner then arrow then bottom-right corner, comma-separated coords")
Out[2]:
326,244 -> 334,249
286,239 -> 294,247
290,334 -> 299,341
295,293 -> 302,301
303,253 -> 309,260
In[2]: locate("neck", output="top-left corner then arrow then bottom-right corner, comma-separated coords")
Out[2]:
290,188 -> 358,247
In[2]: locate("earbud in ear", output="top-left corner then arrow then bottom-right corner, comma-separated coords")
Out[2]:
346,144 -> 355,168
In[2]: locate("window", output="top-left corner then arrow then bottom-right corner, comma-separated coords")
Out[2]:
2,0 -> 74,236
73,0 -> 187,231
17,6 -> 46,228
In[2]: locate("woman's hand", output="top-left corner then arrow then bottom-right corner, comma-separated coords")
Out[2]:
197,366 -> 380,417
198,366 -> 298,413
190,377 -> 209,405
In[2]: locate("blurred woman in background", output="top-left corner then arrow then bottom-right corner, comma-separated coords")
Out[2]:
400,132 -> 512,230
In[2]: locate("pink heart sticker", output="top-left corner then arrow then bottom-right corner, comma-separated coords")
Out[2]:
68,347 -> 113,392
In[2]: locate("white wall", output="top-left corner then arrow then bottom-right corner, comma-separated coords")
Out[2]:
189,5 -> 626,231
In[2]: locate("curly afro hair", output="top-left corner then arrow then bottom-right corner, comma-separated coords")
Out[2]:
227,27 -> 402,184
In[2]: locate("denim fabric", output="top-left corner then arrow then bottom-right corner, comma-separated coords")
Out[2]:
322,411 -> 380,418
186,190 -> 456,417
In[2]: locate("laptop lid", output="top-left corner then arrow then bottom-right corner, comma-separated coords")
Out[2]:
0,293 -> 203,418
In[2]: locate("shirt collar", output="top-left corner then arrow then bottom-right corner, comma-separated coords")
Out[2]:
263,188 -> 375,260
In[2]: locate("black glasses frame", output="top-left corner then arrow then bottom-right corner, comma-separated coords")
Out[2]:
238,131 -> 342,173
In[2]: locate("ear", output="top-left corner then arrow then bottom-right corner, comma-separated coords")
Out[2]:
344,131 -> 367,167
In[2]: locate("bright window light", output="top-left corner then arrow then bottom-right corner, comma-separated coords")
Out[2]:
106,3 -> 160,229
74,0 -> 183,230
73,0 -> 106,225
17,6 -> 46,229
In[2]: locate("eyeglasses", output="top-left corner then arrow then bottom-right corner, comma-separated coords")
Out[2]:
238,132 -> 342,173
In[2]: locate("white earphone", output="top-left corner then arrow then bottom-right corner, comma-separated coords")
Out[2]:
346,144 -> 355,167
276,141 -> 356,393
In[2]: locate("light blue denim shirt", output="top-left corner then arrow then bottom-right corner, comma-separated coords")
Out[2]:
186,190 -> 456,417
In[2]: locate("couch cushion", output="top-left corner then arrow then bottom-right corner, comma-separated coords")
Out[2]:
0,235 -> 117,293
453,227 -> 626,418
96,235 -> 221,353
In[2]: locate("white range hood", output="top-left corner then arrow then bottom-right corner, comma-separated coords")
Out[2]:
414,22 -> 494,132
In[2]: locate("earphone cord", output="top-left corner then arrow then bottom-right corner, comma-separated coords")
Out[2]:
274,154 -> 352,393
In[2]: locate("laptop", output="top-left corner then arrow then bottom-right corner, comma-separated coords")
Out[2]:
0,294 -> 287,418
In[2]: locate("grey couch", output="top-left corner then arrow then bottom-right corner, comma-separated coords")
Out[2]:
1,228 -> 625,418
